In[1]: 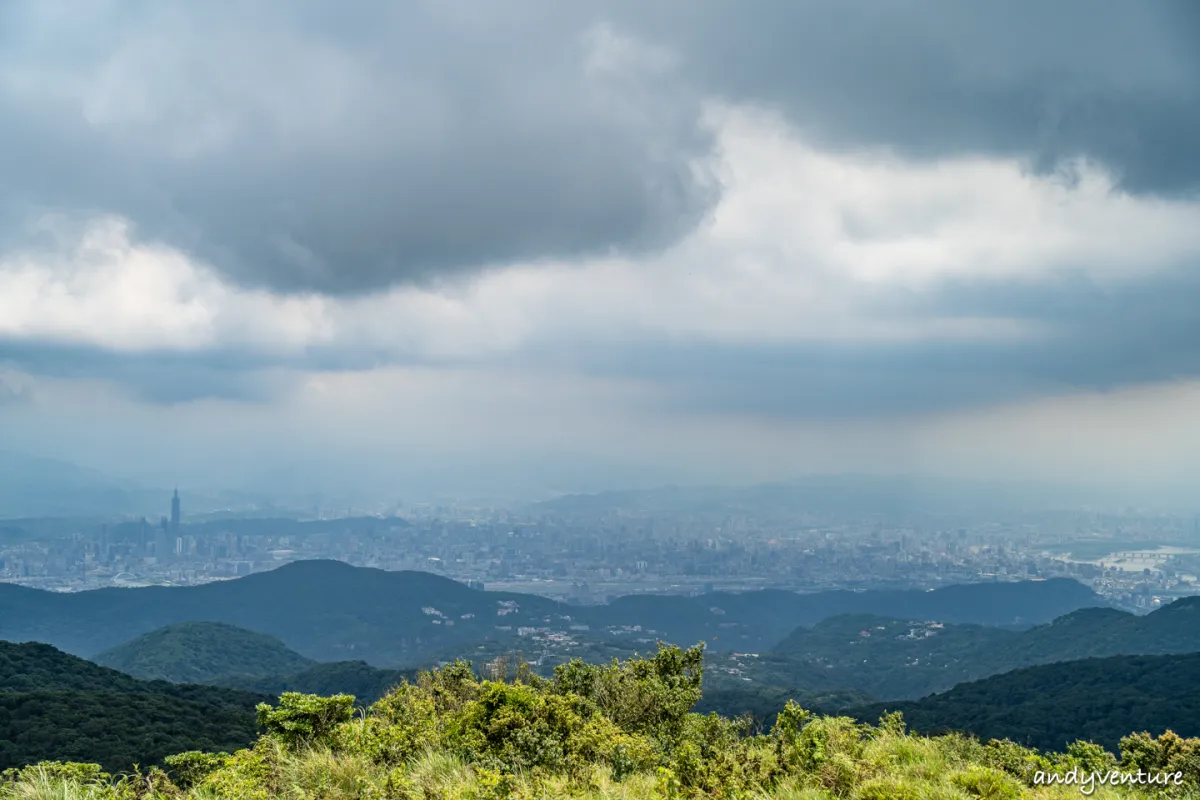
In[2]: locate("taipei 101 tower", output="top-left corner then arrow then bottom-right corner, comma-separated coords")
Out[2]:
171,488 -> 181,533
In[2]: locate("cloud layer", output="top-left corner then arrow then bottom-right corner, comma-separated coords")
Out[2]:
4,106 -> 1200,416
2,2 -> 1200,498
2,1 -> 1197,295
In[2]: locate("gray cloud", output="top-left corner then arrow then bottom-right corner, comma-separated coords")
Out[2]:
0,368 -> 35,406
3,1 -> 1197,297
519,337 -> 1041,419
919,266 -> 1200,390
3,0 -> 1200,430
513,261 -> 1200,420
614,0 -> 1200,196
0,342 -> 302,404
7,259 -> 1200,418
0,1 -> 715,295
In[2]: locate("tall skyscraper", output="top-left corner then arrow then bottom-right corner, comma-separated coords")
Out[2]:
171,488 -> 181,533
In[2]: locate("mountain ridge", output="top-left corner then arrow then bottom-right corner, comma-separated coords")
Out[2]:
93,621 -> 316,684
0,561 -> 1105,667
770,596 -> 1200,700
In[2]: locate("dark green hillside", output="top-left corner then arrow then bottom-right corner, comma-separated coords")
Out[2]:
0,640 -> 152,694
770,598 -> 1200,700
0,640 -> 269,710
694,684 -> 875,726
771,614 -> 1017,699
216,660 -> 416,705
0,641 -> 269,772
852,652 -> 1200,753
0,689 -> 259,774
94,621 -> 315,683
0,560 -> 1103,667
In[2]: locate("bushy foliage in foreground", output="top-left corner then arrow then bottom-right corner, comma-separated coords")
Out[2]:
4,644 -> 1200,799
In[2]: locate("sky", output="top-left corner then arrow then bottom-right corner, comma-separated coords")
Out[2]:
1,1 -> 1200,504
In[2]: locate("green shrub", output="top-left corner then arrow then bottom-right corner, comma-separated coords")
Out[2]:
551,643 -> 705,749
667,712 -> 776,796
1120,730 -> 1200,789
418,659 -> 482,718
949,765 -> 1023,800
468,766 -> 519,800
194,738 -> 283,800
780,713 -> 868,775
163,750 -> 230,789
1053,740 -> 1118,775
853,776 -> 925,800
256,691 -> 357,750
335,682 -> 441,766
981,738 -> 1052,785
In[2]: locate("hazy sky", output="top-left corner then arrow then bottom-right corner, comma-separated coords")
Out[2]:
2,1 -> 1200,501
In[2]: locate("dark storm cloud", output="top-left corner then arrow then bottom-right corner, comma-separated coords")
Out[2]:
3,1 -> 1197,296
613,0 -> 1200,196
0,1 -> 715,295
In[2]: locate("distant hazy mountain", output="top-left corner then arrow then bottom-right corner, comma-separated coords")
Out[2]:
852,652 -> 1200,753
0,560 -> 1103,668
0,450 -> 167,518
0,449 -> 285,519
531,475 -> 1133,517
94,621 -> 316,684
591,578 -> 1104,653
0,640 -> 267,772
771,598 -> 1200,700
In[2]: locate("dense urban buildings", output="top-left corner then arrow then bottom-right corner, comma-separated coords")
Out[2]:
2,491 -> 1197,613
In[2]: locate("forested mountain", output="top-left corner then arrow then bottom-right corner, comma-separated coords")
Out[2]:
0,560 -> 1102,667
851,652 -> 1200,753
770,598 -> 1200,699
93,622 -> 316,684
590,577 -> 1101,656
0,641 -> 267,772
0,560 -> 568,665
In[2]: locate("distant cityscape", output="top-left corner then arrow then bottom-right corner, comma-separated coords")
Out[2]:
4,489 -> 1200,613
